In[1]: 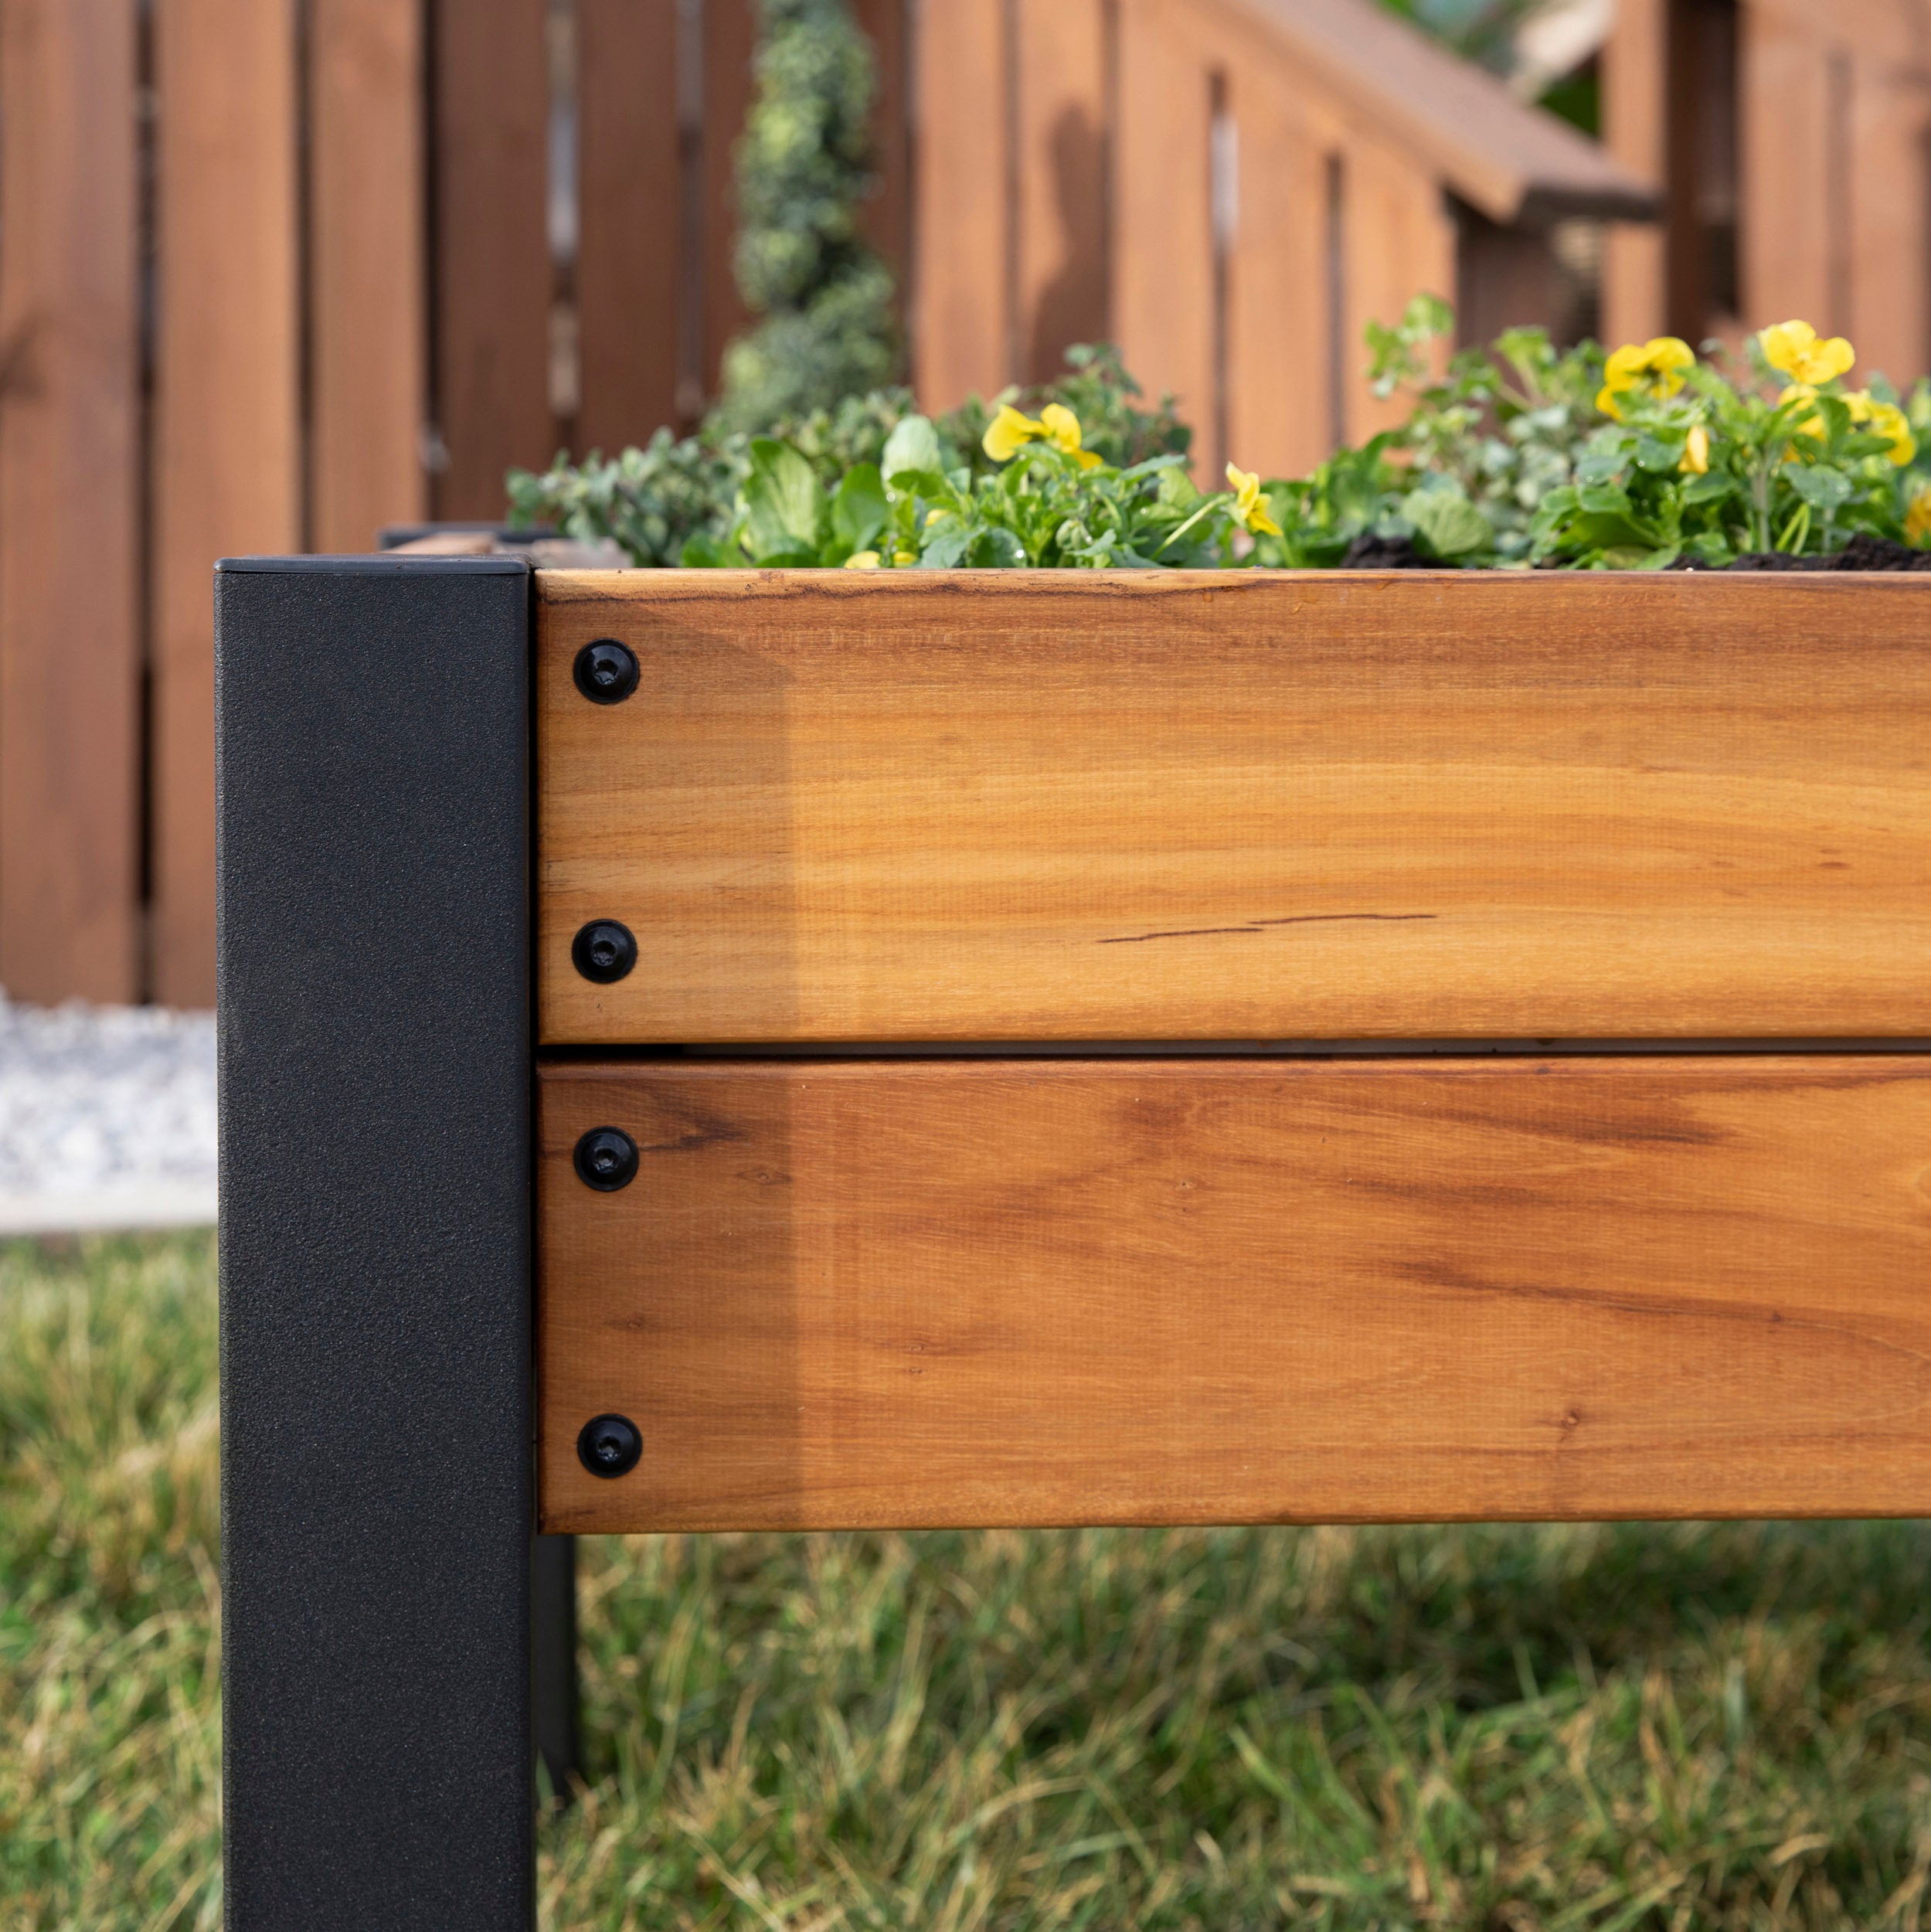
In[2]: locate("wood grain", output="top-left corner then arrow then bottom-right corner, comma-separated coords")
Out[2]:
0,0 -> 142,1002
537,570 -> 1931,1044
576,0 -> 680,452
539,1053 -> 1931,1531
154,0 -> 301,1006
309,0 -> 428,552
430,0 -> 552,518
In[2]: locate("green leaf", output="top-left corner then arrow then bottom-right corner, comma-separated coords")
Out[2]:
831,463 -> 888,553
881,414 -> 942,482
678,532 -> 738,567
1679,471 -> 1736,505
968,527 -> 1028,567
743,438 -> 823,560
1403,491 -> 1491,559
1578,484 -> 1634,515
920,522 -> 971,569
1634,434 -> 1685,473
1787,464 -> 1854,512
887,468 -> 951,502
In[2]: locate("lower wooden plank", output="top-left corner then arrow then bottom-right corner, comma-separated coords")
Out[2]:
539,1054 -> 1931,1532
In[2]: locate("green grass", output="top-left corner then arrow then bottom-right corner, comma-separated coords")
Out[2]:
6,1238 -> 1931,1929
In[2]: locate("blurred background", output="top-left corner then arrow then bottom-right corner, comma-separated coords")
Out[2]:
0,0 -> 1924,1109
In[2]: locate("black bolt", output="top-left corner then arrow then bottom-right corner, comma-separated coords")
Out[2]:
571,919 -> 637,984
573,638 -> 639,705
577,1413 -> 642,1479
573,1126 -> 638,1192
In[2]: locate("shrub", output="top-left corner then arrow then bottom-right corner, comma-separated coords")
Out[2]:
709,0 -> 899,432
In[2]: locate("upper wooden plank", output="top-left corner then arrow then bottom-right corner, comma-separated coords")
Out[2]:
537,570 -> 1931,1044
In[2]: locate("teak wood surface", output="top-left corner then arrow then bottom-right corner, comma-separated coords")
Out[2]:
537,571 -> 1931,1044
538,1054 -> 1931,1532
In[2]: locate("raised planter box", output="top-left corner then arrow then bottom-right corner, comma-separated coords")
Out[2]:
216,561 -> 1931,1929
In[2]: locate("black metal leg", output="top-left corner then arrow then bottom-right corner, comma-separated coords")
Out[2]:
532,1535 -> 582,1798
216,555 -> 535,1930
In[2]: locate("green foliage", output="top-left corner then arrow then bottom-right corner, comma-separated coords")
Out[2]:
711,0 -> 898,432
12,1236 -> 1931,1925
508,345 -> 1192,567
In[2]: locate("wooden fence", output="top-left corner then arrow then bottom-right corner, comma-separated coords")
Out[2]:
0,0 -> 911,1010
0,0 -> 1639,1010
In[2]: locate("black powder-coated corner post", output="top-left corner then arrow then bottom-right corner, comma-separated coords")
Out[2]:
216,556 -> 545,1929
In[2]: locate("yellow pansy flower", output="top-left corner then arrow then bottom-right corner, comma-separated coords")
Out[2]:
1680,423 -> 1709,474
1760,319 -> 1855,386
1226,463 -> 1282,536
1596,336 -> 1695,418
1907,485 -> 1931,546
1847,390 -> 1917,465
1039,403 -> 1103,468
1778,383 -> 1826,440
843,550 -> 881,570
982,400 -> 1103,467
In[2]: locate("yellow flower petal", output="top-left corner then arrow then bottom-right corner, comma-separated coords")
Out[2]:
1596,384 -> 1623,420
983,403 -> 1045,463
1226,463 -> 1281,536
1603,338 -> 1695,405
843,550 -> 881,570
1778,383 -> 1825,440
1761,319 -> 1855,385
1680,423 -> 1709,474
1848,392 -> 1917,464
1907,485 -> 1931,546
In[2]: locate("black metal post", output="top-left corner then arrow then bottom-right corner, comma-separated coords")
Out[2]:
532,1535 -> 582,1797
216,555 -> 535,1930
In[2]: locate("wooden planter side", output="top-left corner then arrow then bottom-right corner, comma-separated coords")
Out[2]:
538,1053 -> 1931,1533
536,570 -> 1931,1045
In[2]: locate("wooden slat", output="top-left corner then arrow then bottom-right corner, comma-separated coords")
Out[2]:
536,570 -> 1931,1045
852,0 -> 913,311
1016,0 -> 1109,383
539,1053 -> 1931,1531
154,0 -> 301,1007
701,0 -> 756,400
1600,0 -> 1666,347
910,0 -> 1007,408
0,0 -> 142,1003
310,0 -> 428,550
576,0 -> 680,454
431,0 -> 552,518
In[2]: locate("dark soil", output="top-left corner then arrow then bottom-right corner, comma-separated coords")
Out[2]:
1338,532 -> 1441,568
1712,532 -> 1931,571
1338,529 -> 1931,571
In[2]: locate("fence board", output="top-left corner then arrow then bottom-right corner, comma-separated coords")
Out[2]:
539,1053 -> 1931,1532
1016,0 -> 1108,384
912,0 -> 1007,406
576,0 -> 680,454
153,0 -> 301,1007
852,0 -> 913,311
431,0 -> 552,517
538,568 -> 1931,1045
0,0 -> 142,1003
702,0 -> 757,399
1113,0 -> 1215,474
310,0 -> 427,552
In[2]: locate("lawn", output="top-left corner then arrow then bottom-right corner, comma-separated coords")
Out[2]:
5,1236 -> 1931,1930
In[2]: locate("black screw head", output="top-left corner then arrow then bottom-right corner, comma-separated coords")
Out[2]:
571,919 -> 637,984
577,1413 -> 642,1479
573,1126 -> 638,1192
573,639 -> 639,705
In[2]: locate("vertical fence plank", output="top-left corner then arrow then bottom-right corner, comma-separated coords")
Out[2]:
1112,0 -> 1215,472
702,0 -> 757,399
152,0 -> 301,1009
0,0 -> 142,1004
1016,0 -> 1107,385
432,0 -> 552,517
576,0 -> 681,454
911,0 -> 1006,409
853,0 -> 913,322
1739,0 -> 1831,334
1600,0 -> 1666,348
311,0 -> 428,551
